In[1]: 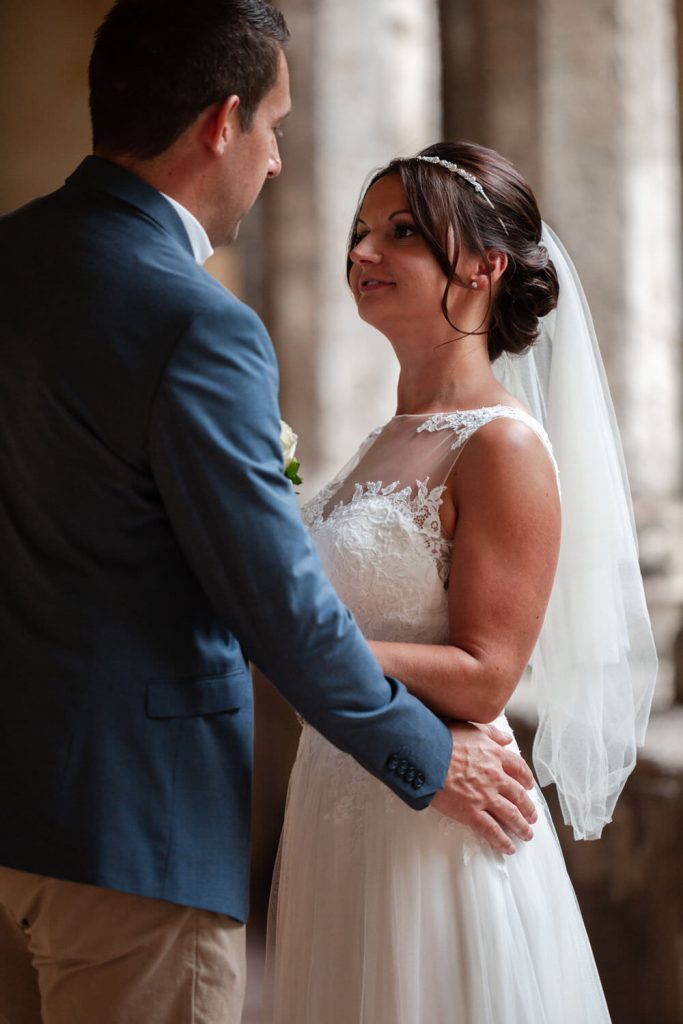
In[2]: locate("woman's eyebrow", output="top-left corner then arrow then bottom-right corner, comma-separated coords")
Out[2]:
355,209 -> 413,226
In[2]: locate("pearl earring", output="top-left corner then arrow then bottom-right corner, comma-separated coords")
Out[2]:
471,281 -> 479,290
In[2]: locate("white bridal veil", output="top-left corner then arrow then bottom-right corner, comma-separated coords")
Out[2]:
494,224 -> 658,839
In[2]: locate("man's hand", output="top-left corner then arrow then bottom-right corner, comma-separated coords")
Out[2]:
430,721 -> 537,855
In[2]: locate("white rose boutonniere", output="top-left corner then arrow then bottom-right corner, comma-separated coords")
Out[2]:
280,419 -> 302,486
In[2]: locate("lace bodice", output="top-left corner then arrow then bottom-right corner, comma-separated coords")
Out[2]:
296,406 -> 557,844
302,406 -> 556,645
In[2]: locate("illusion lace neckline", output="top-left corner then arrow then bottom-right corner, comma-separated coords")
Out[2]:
303,404 -> 558,533
392,403 -> 528,419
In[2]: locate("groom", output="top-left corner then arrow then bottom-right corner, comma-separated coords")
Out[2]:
0,1 -> 537,1021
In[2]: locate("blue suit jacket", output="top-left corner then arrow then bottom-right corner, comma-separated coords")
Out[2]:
0,157 -> 452,920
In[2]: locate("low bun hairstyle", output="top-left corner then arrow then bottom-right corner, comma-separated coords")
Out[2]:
347,141 -> 559,362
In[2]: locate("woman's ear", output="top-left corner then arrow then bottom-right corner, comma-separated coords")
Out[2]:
471,250 -> 508,291
486,249 -> 508,283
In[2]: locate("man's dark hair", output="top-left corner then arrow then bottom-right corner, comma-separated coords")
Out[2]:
89,0 -> 289,158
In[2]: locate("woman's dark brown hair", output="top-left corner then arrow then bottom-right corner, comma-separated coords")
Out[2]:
347,141 -> 559,361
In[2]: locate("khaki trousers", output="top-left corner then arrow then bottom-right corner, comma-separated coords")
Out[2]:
0,866 -> 246,1024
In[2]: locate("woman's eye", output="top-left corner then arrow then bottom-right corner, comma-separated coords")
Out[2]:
351,231 -> 368,247
394,222 -> 417,239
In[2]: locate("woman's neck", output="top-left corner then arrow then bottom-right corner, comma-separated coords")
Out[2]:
393,334 -> 502,415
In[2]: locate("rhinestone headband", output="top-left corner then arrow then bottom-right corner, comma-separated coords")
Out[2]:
415,155 -> 495,208
414,154 -> 509,234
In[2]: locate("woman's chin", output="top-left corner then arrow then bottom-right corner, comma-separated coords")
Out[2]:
355,304 -> 392,334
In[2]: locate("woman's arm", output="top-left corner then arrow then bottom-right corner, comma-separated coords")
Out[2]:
368,418 -> 561,722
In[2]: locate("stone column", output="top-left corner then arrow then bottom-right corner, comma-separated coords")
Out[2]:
251,0 -> 323,473
263,0 -> 442,492
441,0 -> 682,498
312,0 -> 442,483
539,0 -> 682,498
440,0 -> 541,189
539,0 -> 683,694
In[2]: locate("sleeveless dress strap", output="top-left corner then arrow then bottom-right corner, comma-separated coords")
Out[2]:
416,405 -> 560,490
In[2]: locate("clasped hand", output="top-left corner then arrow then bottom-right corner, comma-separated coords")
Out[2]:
431,721 -> 537,855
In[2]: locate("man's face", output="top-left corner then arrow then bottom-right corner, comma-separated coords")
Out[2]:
216,48 -> 291,244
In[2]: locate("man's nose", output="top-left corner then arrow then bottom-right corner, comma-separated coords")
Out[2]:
267,142 -> 282,178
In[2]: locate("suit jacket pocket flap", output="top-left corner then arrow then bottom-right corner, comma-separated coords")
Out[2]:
146,671 -> 248,719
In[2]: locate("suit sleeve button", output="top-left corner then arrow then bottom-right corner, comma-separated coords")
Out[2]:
405,767 -> 416,782
397,759 -> 409,777
386,754 -> 400,771
412,772 -> 425,789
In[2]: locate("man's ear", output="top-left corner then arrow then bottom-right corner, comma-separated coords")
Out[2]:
203,94 -> 241,156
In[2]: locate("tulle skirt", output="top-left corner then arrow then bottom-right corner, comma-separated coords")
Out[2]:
265,718 -> 612,1023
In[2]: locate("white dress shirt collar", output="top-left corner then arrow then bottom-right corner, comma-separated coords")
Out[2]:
160,193 -> 214,265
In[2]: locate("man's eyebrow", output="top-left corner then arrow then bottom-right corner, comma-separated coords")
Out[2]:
355,209 -> 413,226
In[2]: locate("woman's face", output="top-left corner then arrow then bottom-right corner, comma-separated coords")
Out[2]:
348,174 -> 459,335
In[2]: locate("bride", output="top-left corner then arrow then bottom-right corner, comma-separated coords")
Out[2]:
266,142 -> 657,1022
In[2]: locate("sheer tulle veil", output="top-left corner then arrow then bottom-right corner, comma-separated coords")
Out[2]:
494,223 -> 658,839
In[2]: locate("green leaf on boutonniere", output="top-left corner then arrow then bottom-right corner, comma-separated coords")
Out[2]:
285,460 -> 302,486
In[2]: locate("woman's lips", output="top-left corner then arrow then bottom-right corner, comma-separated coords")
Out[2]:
359,277 -> 395,292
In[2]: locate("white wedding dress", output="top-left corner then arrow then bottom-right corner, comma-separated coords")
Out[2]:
266,407 -> 612,1023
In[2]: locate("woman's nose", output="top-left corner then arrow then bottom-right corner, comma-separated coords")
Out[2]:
349,239 -> 381,264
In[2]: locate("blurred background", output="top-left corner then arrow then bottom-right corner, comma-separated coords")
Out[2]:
1,1 -> 682,1020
